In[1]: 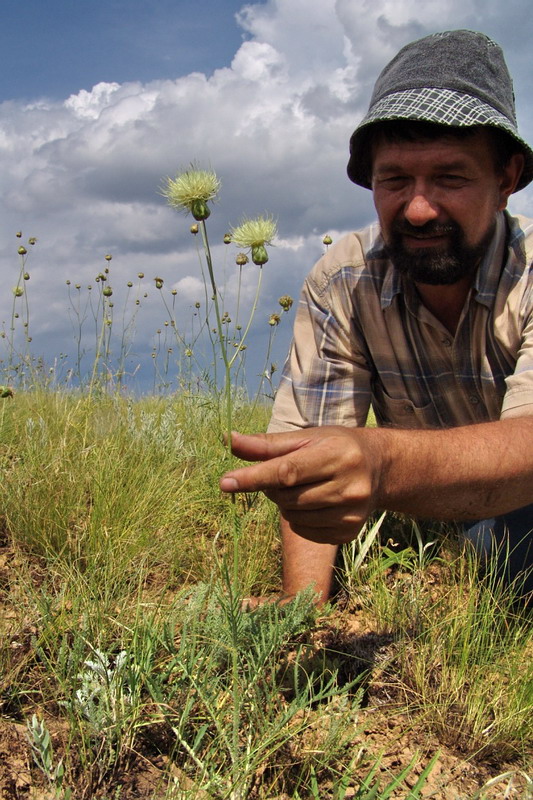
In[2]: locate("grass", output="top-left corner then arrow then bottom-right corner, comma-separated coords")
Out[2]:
0,390 -> 531,799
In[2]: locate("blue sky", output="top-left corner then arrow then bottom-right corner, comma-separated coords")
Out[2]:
1,0 -> 532,394
1,0 -> 253,101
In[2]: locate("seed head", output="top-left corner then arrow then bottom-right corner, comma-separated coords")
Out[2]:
235,252 -> 249,266
171,289 -> 177,296
323,234 -> 333,246
18,246 -> 27,255
269,313 -> 281,326
28,237 -> 37,246
104,254 -> 112,262
223,233 -> 232,244
12,287 -> 23,297
16,232 -> 22,238
103,286 -> 113,297
278,295 -> 294,312
154,277 -> 164,289
190,224 -> 199,235
162,165 -> 220,221
138,272 -> 144,279
127,281 -> 133,288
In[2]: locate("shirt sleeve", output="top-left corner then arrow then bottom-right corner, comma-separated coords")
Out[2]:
268,240 -> 373,433
500,302 -> 533,418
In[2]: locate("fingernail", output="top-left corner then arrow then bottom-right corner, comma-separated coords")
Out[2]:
220,477 -> 239,492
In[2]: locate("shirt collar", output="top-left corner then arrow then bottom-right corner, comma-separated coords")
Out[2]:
376,211 -> 508,311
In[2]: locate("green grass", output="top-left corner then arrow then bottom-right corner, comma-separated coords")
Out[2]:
0,390 -> 531,799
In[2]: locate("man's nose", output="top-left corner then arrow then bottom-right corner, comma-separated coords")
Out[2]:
404,193 -> 439,227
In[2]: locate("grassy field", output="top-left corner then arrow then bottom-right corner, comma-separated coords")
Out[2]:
0,390 -> 531,799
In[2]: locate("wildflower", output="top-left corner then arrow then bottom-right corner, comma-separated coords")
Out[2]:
278,295 -> 293,312
66,279 -> 71,286
104,254 -> 112,261
12,287 -> 23,297
171,289 -> 177,296
28,237 -> 37,246
162,165 -> 220,221
323,234 -> 333,246
185,348 -> 193,357
231,215 -> 277,265
235,252 -> 249,266
103,286 -> 113,297
154,277 -> 164,289
269,313 -> 281,326
223,233 -> 232,244
16,232 -> 22,238
23,273 -> 30,281
138,272 -> 144,279
190,224 -> 199,235
127,281 -> 133,288
18,246 -> 27,255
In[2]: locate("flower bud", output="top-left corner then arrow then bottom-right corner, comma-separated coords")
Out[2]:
28,237 -> 37,246
103,286 -> 113,297
16,232 -> 22,238
154,277 -> 164,289
138,272 -> 144,279
235,252 -> 249,266
191,199 -> 210,221
278,295 -> 293,312
104,254 -> 112,261
12,287 -> 23,297
322,234 -> 332,246
251,244 -> 268,265
269,313 -> 281,326
190,224 -> 199,235
223,233 -> 232,244
18,246 -> 27,255
23,273 -> 30,281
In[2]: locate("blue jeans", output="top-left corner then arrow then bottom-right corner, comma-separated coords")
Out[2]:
461,503 -> 533,603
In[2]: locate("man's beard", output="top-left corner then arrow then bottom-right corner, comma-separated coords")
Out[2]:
384,219 -> 495,285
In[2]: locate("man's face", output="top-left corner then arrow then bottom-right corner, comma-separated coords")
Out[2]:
371,130 -> 519,285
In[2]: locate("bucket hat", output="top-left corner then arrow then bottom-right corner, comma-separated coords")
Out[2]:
347,29 -> 533,192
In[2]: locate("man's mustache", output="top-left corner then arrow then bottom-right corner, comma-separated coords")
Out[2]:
391,220 -> 459,237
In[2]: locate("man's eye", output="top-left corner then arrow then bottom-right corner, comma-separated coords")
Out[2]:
379,176 -> 408,188
439,174 -> 468,186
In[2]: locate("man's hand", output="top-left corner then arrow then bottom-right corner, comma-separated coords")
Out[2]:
219,427 -> 384,544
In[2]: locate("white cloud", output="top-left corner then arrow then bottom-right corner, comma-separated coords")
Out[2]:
0,0 -> 531,391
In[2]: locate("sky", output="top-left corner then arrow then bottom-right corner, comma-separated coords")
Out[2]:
1,0 -> 533,394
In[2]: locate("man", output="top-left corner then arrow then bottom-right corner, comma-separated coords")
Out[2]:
220,30 -> 533,604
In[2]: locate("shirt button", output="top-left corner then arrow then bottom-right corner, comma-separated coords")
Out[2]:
442,337 -> 452,347
469,395 -> 480,405
404,404 -> 415,413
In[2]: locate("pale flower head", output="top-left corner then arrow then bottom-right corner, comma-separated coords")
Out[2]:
230,215 -> 277,248
162,165 -> 220,221
231,215 -> 277,265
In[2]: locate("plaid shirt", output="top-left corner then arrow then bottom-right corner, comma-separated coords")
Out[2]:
269,211 -> 533,432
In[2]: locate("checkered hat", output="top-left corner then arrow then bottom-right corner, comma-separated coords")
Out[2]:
347,30 -> 533,192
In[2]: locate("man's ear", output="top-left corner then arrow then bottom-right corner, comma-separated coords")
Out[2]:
498,153 -> 525,210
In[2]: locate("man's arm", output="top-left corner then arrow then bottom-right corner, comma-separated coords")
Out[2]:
280,515 -> 338,603
220,418 -> 533,545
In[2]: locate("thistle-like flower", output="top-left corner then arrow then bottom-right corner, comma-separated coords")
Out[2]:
278,295 -> 293,312
162,166 -> 220,221
230,215 -> 277,265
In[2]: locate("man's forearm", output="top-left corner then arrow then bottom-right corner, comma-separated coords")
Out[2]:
370,417 -> 533,521
280,515 -> 337,603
